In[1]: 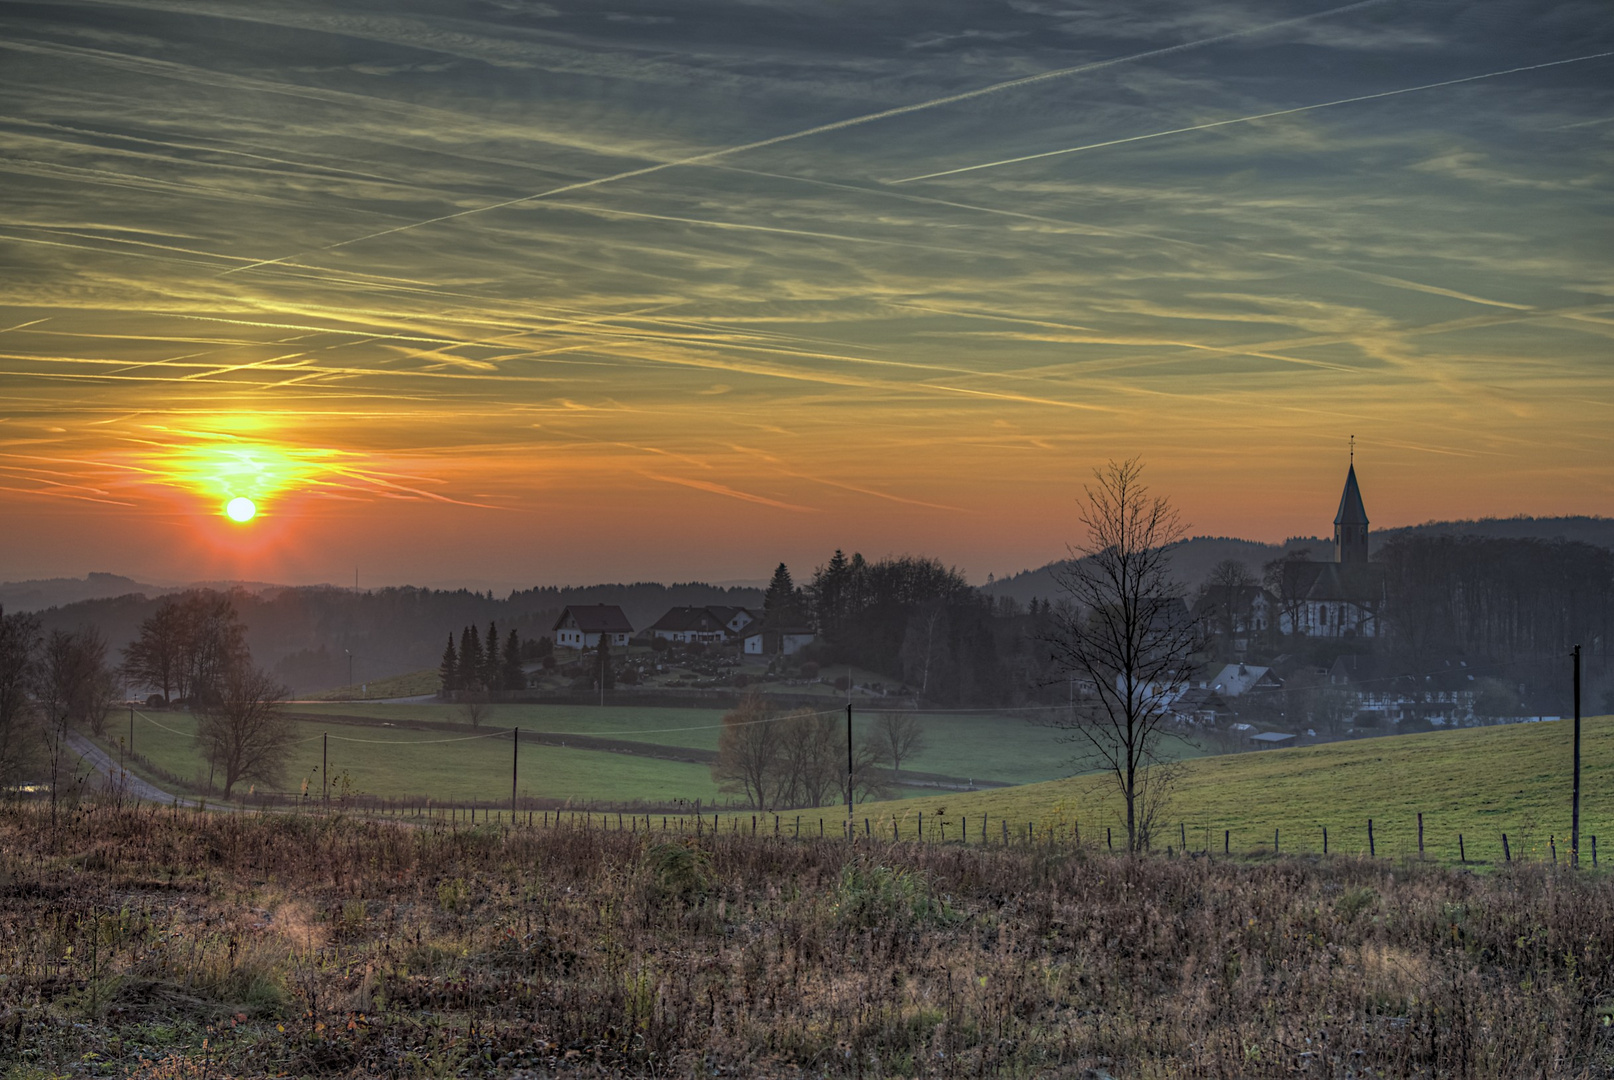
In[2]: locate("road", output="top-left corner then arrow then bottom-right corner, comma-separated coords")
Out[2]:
67,731 -> 199,806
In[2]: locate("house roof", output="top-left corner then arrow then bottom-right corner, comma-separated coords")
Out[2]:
552,604 -> 633,634
706,605 -> 751,627
1251,731 -> 1296,743
1335,464 -> 1368,526
649,606 -> 726,633
1209,663 -> 1281,697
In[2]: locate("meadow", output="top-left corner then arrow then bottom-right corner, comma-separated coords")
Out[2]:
99,701 -> 1184,806
2,801 -> 1610,1079
852,714 -> 1614,866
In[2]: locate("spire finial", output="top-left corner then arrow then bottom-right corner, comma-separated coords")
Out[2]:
1349,434 -> 1355,464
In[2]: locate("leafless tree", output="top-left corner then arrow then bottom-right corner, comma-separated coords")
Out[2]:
774,708 -> 839,808
1262,549 -> 1313,640
194,663 -> 293,799
1200,558 -> 1255,655
1046,459 -> 1202,853
834,739 -> 892,806
0,608 -> 42,791
899,601 -> 949,703
460,695 -> 492,730
711,692 -> 780,809
868,712 -> 927,775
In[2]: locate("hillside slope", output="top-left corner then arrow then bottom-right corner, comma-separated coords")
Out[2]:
856,716 -> 1614,863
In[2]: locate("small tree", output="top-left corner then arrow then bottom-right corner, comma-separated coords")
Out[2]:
774,708 -> 839,807
712,692 -> 780,809
439,634 -> 459,693
194,663 -> 293,799
460,695 -> 491,729
482,622 -> 501,691
1045,460 -> 1202,853
502,629 -> 525,691
1201,559 -> 1255,656
868,712 -> 927,775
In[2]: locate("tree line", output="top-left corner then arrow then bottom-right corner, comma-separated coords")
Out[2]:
438,622 -> 531,693
0,590 -> 297,802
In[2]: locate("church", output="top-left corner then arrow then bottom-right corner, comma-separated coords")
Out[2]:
1271,461 -> 1385,639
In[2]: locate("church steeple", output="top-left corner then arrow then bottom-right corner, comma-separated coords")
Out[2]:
1334,457 -> 1369,564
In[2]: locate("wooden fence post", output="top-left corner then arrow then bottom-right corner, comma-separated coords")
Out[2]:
1368,819 -> 1375,858
1592,836 -> 1598,868
1551,836 -> 1558,864
1323,826 -> 1328,855
1502,833 -> 1511,862
1418,812 -> 1424,857
1181,822 -> 1187,851
1223,829 -> 1229,856
1458,834 -> 1465,864
1002,820 -> 1009,846
1107,827 -> 1113,851
1274,828 -> 1279,855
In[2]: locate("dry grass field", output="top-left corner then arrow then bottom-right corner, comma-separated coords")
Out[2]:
1,800 -> 1611,1078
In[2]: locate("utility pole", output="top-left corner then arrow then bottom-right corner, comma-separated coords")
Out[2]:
129,705 -> 134,756
599,638 -> 605,707
511,727 -> 519,814
1572,643 -> 1582,868
346,649 -> 354,689
846,702 -> 854,828
323,731 -> 329,807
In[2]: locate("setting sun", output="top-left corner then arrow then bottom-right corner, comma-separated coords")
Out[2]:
225,497 -> 257,523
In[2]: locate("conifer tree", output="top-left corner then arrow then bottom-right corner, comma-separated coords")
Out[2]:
502,629 -> 525,691
439,634 -> 459,692
482,621 -> 501,690
458,625 -> 482,690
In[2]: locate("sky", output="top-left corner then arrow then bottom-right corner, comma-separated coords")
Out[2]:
1,0 -> 1611,591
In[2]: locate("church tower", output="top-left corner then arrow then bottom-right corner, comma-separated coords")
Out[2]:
1334,461 -> 1369,564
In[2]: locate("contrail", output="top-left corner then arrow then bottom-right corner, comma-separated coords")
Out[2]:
891,50 -> 1614,183
223,0 -> 1391,276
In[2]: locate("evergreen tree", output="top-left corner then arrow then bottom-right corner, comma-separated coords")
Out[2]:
439,634 -> 459,692
458,625 -> 482,690
482,621 -> 501,690
763,563 -> 808,629
502,629 -> 525,691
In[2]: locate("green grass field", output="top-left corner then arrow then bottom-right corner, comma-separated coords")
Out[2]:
280,700 -> 1193,787
845,714 -> 1614,864
110,710 -> 727,805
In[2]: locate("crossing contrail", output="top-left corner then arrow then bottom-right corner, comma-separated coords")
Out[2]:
223,0 -> 1391,276
890,50 -> 1614,183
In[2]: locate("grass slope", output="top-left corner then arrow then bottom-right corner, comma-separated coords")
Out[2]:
852,716 -> 1614,864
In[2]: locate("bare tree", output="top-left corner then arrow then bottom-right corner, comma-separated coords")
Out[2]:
1046,460 -> 1202,853
834,739 -> 892,806
711,692 -> 780,809
1262,549 -> 1313,640
1200,559 -> 1255,656
868,712 -> 927,775
460,695 -> 492,730
899,601 -> 949,703
0,608 -> 42,791
194,664 -> 293,799
122,597 -> 187,705
774,708 -> 839,808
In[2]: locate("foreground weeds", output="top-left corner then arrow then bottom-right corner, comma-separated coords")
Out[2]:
0,804 -> 1610,1078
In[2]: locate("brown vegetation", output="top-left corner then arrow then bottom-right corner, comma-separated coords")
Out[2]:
1,802 -> 1611,1078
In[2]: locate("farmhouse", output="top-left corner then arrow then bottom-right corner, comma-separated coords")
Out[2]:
649,605 -> 754,645
552,605 -> 633,650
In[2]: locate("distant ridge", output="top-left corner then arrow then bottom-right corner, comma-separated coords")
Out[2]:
981,516 -> 1614,607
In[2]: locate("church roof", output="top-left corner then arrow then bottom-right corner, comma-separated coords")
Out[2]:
1334,464 -> 1368,526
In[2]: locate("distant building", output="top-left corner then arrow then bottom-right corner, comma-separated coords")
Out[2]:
744,627 -> 815,656
648,605 -> 754,645
1207,663 -> 1283,698
552,605 -> 633,650
1272,462 -> 1385,639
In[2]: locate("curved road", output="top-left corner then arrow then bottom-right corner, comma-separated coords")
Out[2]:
67,731 -> 199,806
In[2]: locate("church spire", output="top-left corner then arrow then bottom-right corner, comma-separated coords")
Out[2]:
1334,453 -> 1368,563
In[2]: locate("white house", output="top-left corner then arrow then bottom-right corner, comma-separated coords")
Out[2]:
552,605 -> 633,650
743,628 -> 815,656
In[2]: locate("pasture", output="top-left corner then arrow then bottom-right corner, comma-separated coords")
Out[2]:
100,700 -> 1181,805
853,713 -> 1614,865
